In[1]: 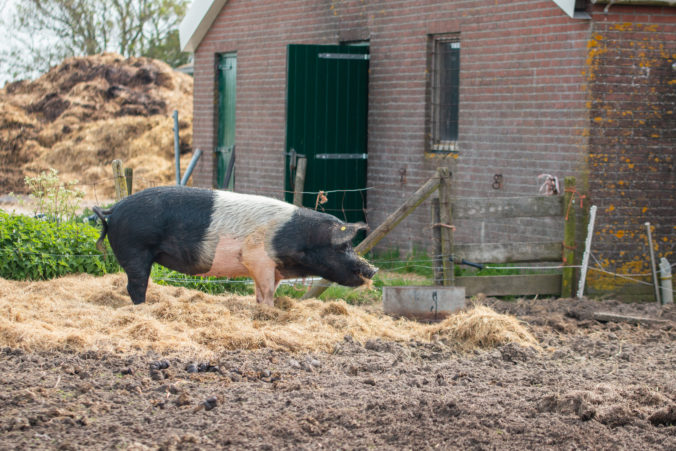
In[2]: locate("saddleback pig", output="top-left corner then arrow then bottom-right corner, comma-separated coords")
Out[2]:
94,186 -> 377,305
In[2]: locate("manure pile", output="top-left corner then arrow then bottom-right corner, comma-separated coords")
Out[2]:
0,274 -> 538,357
0,53 -> 193,198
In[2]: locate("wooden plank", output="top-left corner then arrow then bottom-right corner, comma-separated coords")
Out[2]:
383,286 -> 466,322
454,242 -> 561,263
451,196 -> 563,219
302,169 -> 443,300
585,284 -> 660,303
592,312 -> 669,326
455,274 -> 562,297
354,169 -> 442,255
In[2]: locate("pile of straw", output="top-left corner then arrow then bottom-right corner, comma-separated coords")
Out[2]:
0,274 -> 538,357
0,53 -> 193,197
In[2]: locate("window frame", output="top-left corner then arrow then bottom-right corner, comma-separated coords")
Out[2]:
428,34 -> 461,154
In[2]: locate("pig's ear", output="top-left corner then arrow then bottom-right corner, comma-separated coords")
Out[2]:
331,222 -> 369,246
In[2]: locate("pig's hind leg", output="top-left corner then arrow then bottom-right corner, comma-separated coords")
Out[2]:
116,248 -> 154,305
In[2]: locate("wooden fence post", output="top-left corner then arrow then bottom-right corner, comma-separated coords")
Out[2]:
292,157 -> 307,207
561,176 -> 576,297
124,167 -> 133,196
302,169 -> 443,300
438,167 -> 454,286
431,197 -> 444,285
112,160 -> 128,201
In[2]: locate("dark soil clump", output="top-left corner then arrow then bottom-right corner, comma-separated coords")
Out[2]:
0,297 -> 673,449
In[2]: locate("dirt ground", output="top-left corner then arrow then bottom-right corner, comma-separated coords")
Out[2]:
1,295 -> 674,450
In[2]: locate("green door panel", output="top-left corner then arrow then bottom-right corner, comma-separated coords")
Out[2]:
217,53 -> 236,189
285,44 -> 369,225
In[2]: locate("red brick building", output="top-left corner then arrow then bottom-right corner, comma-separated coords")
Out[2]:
180,0 -> 675,292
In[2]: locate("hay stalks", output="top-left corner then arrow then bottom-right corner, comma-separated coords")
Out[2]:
0,274 -> 538,357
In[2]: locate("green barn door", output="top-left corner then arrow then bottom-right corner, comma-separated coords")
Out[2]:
216,53 -> 236,189
285,44 -> 369,224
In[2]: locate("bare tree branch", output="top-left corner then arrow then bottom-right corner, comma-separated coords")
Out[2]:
2,0 -> 189,83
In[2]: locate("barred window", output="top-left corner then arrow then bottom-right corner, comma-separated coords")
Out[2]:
430,36 -> 460,152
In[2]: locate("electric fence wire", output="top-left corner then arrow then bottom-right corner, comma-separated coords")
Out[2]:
1,248 -> 673,274
4,177 -> 674,290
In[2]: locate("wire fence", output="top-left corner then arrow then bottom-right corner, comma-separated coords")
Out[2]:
1,244 -> 672,290
2,175 -> 674,295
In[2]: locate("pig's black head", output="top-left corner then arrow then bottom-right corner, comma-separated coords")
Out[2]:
272,211 -> 378,287
319,221 -> 378,287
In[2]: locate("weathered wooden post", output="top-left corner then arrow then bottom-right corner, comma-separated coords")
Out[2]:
112,160 -> 128,201
431,197 -> 444,285
302,170 -> 443,300
437,167 -> 454,286
124,167 -> 133,196
292,156 -> 307,207
561,176 -> 576,297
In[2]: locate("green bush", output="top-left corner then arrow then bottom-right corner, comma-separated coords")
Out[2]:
0,211 -> 119,280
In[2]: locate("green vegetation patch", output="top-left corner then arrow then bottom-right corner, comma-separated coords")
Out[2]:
0,211 -> 119,280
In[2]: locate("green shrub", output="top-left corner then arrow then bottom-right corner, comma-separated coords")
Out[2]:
0,211 -> 119,280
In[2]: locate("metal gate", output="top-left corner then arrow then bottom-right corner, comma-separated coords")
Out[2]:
285,44 -> 369,224
216,53 -> 236,189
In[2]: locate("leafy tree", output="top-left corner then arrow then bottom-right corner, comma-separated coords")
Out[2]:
0,0 -> 190,84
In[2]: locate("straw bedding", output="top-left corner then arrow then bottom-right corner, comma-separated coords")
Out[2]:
0,274 -> 538,357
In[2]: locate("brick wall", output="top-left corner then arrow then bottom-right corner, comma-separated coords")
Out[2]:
192,0 -> 339,193
585,5 -> 676,289
193,0 -> 591,252
191,1 -> 673,273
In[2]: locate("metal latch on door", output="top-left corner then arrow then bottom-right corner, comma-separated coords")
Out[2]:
318,53 -> 370,60
315,153 -> 368,160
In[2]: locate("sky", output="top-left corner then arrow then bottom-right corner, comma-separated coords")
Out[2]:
0,0 -> 13,84
0,0 -> 196,87
0,0 -> 35,86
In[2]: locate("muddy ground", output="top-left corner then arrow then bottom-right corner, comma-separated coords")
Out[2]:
1,297 -> 674,450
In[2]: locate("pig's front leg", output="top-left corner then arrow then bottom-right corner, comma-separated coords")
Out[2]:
253,278 -> 275,305
243,245 -> 278,306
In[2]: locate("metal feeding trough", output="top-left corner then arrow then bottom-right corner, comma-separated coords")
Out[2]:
382,286 -> 466,322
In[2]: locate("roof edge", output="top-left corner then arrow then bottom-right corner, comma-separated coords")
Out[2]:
590,0 -> 676,5
179,0 -> 229,52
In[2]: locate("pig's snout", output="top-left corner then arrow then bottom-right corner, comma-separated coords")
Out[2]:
353,260 -> 378,286
360,264 -> 378,281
